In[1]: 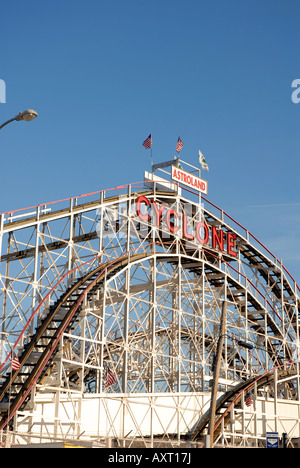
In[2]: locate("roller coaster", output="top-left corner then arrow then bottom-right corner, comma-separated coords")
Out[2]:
0,159 -> 299,447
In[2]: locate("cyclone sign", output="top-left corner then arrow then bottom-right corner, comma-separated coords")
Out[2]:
135,195 -> 237,257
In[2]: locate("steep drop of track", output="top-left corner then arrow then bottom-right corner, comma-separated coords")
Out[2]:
0,247 -> 297,434
0,252 -> 150,430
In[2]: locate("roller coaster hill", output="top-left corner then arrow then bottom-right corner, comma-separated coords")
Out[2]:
0,157 -> 300,448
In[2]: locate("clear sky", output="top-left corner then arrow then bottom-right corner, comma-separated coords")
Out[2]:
1,0 -> 300,281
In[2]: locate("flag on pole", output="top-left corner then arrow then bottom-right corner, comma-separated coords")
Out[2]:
199,150 -> 209,172
176,137 -> 183,153
11,355 -> 21,371
105,368 -> 116,388
142,134 -> 152,149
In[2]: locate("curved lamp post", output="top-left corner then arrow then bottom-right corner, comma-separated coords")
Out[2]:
0,109 -> 38,130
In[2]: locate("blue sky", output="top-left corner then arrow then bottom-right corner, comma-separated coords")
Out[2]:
1,0 -> 300,280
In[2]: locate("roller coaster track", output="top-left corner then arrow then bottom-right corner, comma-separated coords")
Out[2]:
189,366 -> 297,444
0,251 -> 151,431
0,188 -> 299,440
1,188 -> 298,346
1,189 -> 298,337
0,244 -> 297,432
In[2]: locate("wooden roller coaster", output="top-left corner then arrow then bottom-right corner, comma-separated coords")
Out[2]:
0,181 -> 299,445
0,252 -> 150,431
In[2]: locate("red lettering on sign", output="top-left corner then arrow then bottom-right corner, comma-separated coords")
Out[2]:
136,195 -> 150,221
152,201 -> 166,227
212,226 -> 224,251
166,209 -> 179,233
182,214 -> 194,240
196,221 -> 209,244
135,196 -> 237,257
227,232 -> 237,257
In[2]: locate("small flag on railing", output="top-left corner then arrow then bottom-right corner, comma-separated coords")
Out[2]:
11,356 -> 21,371
105,368 -> 116,388
245,393 -> 253,407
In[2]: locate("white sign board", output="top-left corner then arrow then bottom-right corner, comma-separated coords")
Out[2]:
171,166 -> 208,194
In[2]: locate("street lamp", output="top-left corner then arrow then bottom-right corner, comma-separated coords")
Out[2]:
0,109 -> 38,130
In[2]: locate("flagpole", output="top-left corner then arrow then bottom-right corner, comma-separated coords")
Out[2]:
198,164 -> 202,221
198,149 -> 210,220
151,133 -> 153,170
151,147 -> 153,172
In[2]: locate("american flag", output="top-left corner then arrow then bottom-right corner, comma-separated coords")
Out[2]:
142,134 -> 152,149
11,356 -> 21,371
176,137 -> 183,153
105,368 -> 116,388
245,393 -> 253,407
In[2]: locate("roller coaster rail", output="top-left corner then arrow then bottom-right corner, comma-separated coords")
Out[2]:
189,363 -> 298,445
0,250 -> 155,430
0,160 -> 299,447
0,182 -> 298,292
